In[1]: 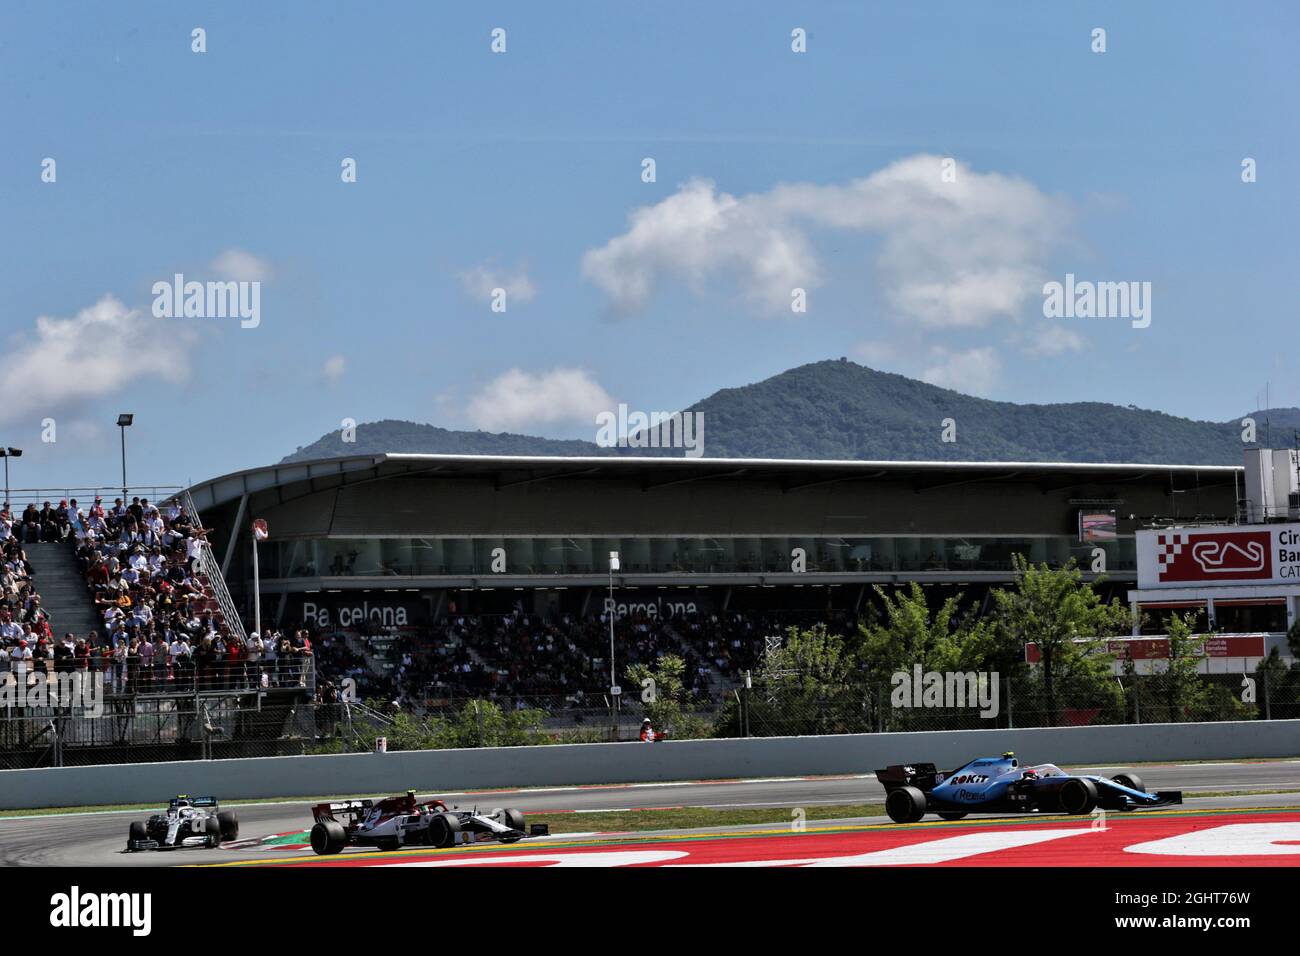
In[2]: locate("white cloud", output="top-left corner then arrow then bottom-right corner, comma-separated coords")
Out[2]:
852,340 -> 899,366
1021,326 -> 1088,358
210,248 -> 273,282
920,346 -> 1002,397
581,178 -> 820,314
466,367 -> 614,432
322,355 -> 346,385
0,295 -> 193,425
459,264 -> 537,305
582,154 -> 1069,327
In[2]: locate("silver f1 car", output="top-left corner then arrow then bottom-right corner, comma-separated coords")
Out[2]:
126,795 -> 240,851
876,752 -> 1182,823
309,790 -> 549,855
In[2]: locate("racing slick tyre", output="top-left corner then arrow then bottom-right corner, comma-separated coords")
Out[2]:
937,811 -> 968,821
310,820 -> 348,856
427,812 -> 462,849
1058,778 -> 1099,815
1112,772 -> 1145,794
128,821 -> 147,848
502,809 -> 527,834
885,786 -> 928,824
217,810 -> 240,842
204,816 -> 223,848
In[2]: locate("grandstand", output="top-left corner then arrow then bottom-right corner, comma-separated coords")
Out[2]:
182,452 -> 1243,705
6,450 -> 1298,760
0,495 -> 313,768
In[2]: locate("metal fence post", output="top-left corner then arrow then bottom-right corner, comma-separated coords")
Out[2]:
1263,669 -> 1272,721
1134,676 -> 1141,725
475,700 -> 484,747
1005,675 -> 1014,729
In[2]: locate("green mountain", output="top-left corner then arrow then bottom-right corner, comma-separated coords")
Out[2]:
281,360 -> 1300,465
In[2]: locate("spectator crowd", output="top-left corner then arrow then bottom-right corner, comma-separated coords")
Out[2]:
1,496 -> 316,695
305,604 -> 861,714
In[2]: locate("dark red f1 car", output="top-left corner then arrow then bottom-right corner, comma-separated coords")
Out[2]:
308,790 -> 548,855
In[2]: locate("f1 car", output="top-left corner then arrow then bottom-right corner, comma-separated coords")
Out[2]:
308,790 -> 549,855
125,795 -> 240,851
876,752 -> 1182,823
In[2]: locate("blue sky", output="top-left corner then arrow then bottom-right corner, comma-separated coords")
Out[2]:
1,1 -> 1297,492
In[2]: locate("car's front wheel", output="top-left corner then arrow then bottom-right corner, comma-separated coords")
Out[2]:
217,810 -> 240,842
885,786 -> 928,824
127,821 -> 147,849
1112,772 -> 1145,793
204,816 -> 223,847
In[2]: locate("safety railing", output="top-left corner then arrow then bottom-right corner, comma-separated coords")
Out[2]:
178,489 -> 248,641
1,656 -> 314,702
1,486 -> 182,510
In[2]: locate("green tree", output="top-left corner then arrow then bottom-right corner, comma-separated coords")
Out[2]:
625,654 -> 710,739
991,556 -> 1131,725
1160,612 -> 1210,721
724,624 -> 866,737
759,623 -> 857,689
858,582 -> 994,682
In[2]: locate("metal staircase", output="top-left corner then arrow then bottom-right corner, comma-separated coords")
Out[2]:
179,490 -> 248,640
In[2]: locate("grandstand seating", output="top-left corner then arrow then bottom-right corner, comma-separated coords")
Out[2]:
305,607 -> 860,711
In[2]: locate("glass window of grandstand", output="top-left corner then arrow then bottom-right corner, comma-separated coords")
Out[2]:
1138,604 -> 1208,636
1212,601 -> 1288,634
268,534 -> 1128,577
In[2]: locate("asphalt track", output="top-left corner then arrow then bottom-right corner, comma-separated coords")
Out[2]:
3,759 -> 1300,867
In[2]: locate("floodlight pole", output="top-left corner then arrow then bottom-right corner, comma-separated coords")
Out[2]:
117,414 -> 133,500
608,551 -> 620,739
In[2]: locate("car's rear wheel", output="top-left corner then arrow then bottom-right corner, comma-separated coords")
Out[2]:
886,786 -> 928,824
1112,772 -> 1145,793
217,810 -> 239,842
128,821 -> 147,848
428,812 -> 462,849
1059,778 -> 1099,815
937,811 -> 968,821
310,820 -> 348,855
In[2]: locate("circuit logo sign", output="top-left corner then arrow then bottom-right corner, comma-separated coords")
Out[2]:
1154,530 -> 1272,583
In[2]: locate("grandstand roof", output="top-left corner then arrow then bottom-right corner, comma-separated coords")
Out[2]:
186,452 -> 1243,512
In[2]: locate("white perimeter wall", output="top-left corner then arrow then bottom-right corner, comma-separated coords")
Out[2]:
2,719 -> 1297,810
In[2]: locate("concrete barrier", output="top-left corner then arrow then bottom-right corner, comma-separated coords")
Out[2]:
2,719 -> 1297,810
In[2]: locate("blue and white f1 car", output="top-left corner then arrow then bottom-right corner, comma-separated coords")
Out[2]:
876,752 -> 1182,823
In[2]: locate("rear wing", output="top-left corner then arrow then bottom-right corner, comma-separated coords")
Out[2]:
875,763 -> 942,792
312,799 -> 374,824
170,794 -> 219,809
